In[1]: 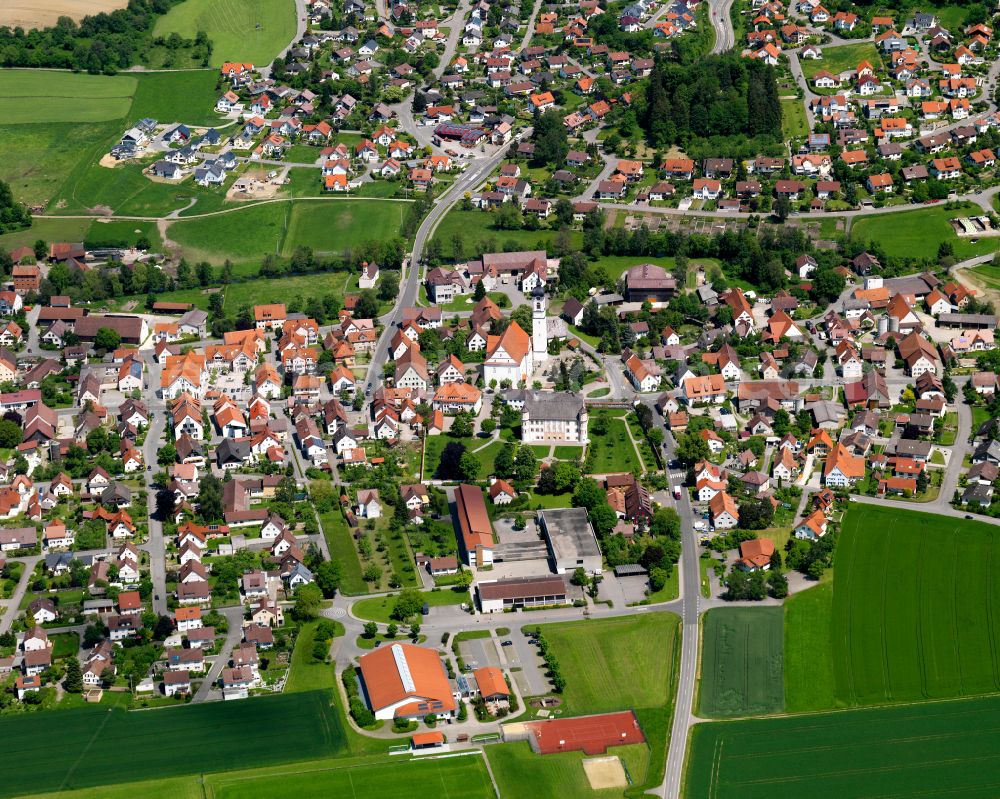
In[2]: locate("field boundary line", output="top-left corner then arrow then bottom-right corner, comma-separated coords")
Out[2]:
915,531 -> 929,698
878,522 -> 893,703
987,533 -> 1000,691
951,534 -> 966,695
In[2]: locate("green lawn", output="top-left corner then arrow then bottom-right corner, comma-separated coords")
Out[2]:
430,208 -> 583,257
284,621 -> 341,693
553,445 -> 584,460
488,741 -> 649,799
699,607 -> 784,718
530,613 -> 680,713
0,691 -> 345,798
128,70 -> 226,127
50,632 -> 80,660
154,0 -> 298,66
0,71 -> 136,124
166,200 -> 407,266
851,202 -> 999,261
685,694 -> 1000,799
784,581 -> 837,712
423,435 -> 504,480
320,511 -> 369,595
0,217 -> 92,251
781,99 -> 809,141
800,42 -> 882,80
351,588 -> 469,623
586,418 -> 643,475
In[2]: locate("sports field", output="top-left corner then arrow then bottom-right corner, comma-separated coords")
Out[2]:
488,741 -> 649,799
851,202 -> 998,261
699,607 -> 784,718
0,71 -> 136,124
685,694 -> 1000,799
154,0 -> 297,66
533,613 -> 680,714
0,690 -> 345,798
832,505 -> 1000,706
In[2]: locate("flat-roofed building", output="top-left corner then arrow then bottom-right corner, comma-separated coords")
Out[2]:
477,575 -> 569,613
538,508 -> 602,575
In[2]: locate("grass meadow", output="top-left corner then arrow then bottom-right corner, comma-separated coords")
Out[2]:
851,202 -> 999,261
154,0 -> 297,66
167,200 -> 408,265
685,694 -> 1000,799
488,741 -> 650,799
586,416 -> 643,475
800,42 -> 882,80
351,588 -> 469,623
0,690 -> 345,797
699,607 -> 784,718
0,71 -> 136,124
430,207 -> 583,257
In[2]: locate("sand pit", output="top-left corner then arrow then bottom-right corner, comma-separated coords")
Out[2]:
0,0 -> 130,29
583,756 -> 627,790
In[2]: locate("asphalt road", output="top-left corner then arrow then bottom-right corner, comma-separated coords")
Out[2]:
708,0 -> 735,53
362,132 -> 531,395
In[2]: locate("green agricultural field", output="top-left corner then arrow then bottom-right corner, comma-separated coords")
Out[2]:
783,581 -> 836,712
0,71 -> 136,124
586,417 -> 643,475
0,217 -> 92,251
488,741 -> 649,799
800,42 -> 882,80
699,607 -> 784,718
154,0 -> 297,66
207,752 -> 495,799
23,753 -> 486,799
826,505 -> 1000,708
531,613 -> 680,713
685,694 -> 1000,799
851,202 -> 999,261
352,588 -> 469,623
780,99 -> 809,141
166,200 -> 407,266
0,690 -> 345,798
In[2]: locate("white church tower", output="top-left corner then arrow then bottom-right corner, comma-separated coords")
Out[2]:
532,285 -> 548,364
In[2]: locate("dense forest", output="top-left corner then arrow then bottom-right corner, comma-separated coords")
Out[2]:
641,55 -> 781,149
0,181 -> 31,236
0,0 -> 207,72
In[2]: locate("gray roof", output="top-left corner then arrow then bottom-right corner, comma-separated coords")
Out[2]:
521,391 -> 586,422
538,508 -> 600,562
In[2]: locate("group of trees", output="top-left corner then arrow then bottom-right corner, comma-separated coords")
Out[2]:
0,0 -> 200,72
641,56 -> 781,150
0,181 -> 30,233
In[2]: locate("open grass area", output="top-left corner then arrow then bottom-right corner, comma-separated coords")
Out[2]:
166,200 -> 407,265
0,690 -> 345,798
685,694 -> 1000,799
284,620 -> 341,693
586,417 -> 643,475
430,208 -> 583,256
154,0 -> 297,66
320,511 -> 369,595
784,581 -> 836,712
530,613 -> 680,713
851,202 -> 999,261
800,42 -> 882,80
128,70 -> 225,127
0,217 -> 92,251
699,607 -> 784,718
351,588 -> 469,623
423,435 -> 504,480
488,741 -> 649,799
780,99 -> 809,141
0,70 -> 136,124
